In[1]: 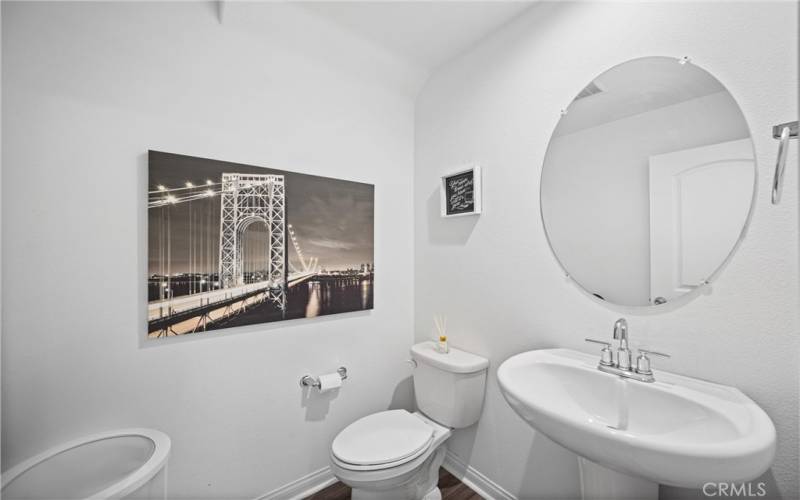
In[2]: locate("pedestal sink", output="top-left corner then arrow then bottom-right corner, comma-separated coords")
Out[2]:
497,349 -> 775,500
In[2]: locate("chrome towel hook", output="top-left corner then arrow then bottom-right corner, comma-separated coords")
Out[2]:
771,120 -> 798,205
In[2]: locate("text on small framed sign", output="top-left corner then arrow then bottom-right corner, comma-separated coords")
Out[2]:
440,166 -> 482,217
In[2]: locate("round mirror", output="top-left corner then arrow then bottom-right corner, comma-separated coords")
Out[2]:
541,57 -> 755,308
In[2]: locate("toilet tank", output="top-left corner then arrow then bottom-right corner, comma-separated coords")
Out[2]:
410,341 -> 489,428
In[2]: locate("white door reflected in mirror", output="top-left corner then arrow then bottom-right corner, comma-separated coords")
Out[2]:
649,139 -> 754,302
540,56 -> 756,307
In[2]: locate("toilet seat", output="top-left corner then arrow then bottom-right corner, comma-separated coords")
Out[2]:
331,410 -> 435,471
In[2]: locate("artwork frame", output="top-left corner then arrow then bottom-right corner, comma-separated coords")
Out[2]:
147,151 -> 374,338
440,165 -> 482,217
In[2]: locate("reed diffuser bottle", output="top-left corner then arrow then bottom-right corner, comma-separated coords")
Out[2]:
434,315 -> 449,353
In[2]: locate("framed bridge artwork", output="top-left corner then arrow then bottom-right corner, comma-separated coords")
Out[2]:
147,151 -> 374,338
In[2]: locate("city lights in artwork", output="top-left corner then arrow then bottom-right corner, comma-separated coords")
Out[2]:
147,151 -> 374,338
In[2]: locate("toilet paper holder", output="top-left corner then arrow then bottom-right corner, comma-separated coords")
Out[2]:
299,366 -> 348,389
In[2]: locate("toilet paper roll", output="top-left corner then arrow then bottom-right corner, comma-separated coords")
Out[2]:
317,372 -> 343,393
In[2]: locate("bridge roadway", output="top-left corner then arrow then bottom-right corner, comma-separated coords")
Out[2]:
148,272 -> 373,335
148,271 -> 314,334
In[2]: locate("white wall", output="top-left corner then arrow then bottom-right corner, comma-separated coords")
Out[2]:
543,91 -> 750,306
1,2 -> 417,498
415,2 -> 798,499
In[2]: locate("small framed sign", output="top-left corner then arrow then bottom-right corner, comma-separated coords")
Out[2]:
440,165 -> 482,217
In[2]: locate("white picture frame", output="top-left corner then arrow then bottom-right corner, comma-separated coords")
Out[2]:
440,165 -> 482,217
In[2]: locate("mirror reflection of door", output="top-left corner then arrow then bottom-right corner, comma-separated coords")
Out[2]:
648,139 -> 754,304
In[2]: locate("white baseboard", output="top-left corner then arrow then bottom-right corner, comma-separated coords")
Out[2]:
254,466 -> 337,500
442,450 -> 516,500
254,451 -> 514,500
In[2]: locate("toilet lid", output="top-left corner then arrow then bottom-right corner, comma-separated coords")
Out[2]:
331,410 -> 434,466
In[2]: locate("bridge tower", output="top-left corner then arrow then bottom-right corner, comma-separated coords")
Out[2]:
218,173 -> 286,310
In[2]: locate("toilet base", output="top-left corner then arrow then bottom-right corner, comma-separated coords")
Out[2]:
422,486 -> 442,500
349,445 -> 447,500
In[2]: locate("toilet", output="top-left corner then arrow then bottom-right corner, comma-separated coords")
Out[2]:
329,341 -> 488,500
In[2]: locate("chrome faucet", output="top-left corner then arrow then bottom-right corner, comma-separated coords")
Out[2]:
585,318 -> 670,383
613,318 -> 631,370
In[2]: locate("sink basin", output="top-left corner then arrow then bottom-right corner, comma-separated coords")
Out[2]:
497,349 -> 775,488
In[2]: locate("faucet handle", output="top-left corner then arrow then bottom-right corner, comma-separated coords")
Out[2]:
585,338 -> 614,366
638,348 -> 670,358
635,348 -> 670,375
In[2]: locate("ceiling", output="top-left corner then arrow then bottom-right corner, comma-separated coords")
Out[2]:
555,57 -> 727,136
299,2 -> 535,73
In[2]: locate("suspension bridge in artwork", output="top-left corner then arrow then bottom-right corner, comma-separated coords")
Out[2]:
147,173 -> 366,337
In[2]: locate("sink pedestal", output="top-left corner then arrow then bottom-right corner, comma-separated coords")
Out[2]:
578,458 -> 657,500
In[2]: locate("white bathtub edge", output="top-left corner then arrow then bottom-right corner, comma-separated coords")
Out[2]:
1,428 -> 171,500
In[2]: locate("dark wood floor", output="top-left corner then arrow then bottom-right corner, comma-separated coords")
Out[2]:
306,468 -> 482,500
